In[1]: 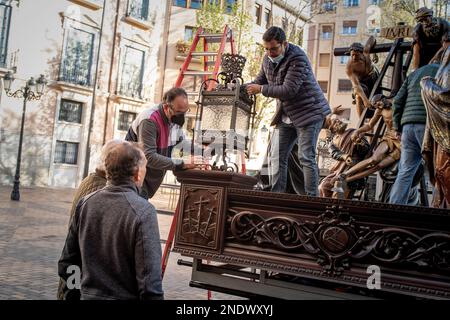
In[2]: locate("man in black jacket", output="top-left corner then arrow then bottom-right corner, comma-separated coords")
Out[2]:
247,27 -> 331,196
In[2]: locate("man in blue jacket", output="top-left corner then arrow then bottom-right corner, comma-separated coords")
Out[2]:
247,27 -> 331,196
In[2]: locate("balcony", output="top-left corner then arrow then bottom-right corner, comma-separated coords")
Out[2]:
58,59 -> 92,88
118,85 -> 143,100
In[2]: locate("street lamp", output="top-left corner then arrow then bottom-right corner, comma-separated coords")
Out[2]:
1,71 -> 47,201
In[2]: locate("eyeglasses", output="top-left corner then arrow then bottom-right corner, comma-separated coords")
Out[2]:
168,104 -> 190,113
264,44 -> 282,53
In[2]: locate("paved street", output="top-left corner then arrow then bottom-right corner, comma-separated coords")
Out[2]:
0,185 -> 241,300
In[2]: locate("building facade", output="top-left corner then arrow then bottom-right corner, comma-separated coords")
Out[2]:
307,0 -> 383,126
0,0 -> 309,189
0,0 -> 167,188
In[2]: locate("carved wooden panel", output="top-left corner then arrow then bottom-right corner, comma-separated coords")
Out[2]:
226,205 -> 450,276
174,184 -> 225,252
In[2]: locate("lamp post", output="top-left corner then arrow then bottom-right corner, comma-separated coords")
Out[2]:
1,71 -> 47,201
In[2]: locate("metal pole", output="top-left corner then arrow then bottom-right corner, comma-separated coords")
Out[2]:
10,87 -> 28,201
83,0 -> 107,178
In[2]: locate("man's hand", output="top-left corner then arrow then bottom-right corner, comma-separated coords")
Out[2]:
182,163 -> 197,170
246,84 -> 262,95
395,131 -> 402,140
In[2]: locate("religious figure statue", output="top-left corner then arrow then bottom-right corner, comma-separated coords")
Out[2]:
412,7 -> 449,69
345,36 -> 381,117
421,38 -> 450,208
319,108 -> 370,198
338,95 -> 401,185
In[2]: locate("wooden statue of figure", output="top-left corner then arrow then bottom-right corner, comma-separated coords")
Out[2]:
345,36 -> 380,117
338,94 -> 401,185
412,7 -> 449,69
319,109 -> 370,198
421,38 -> 450,208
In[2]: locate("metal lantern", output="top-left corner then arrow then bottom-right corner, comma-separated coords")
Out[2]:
195,54 -> 255,171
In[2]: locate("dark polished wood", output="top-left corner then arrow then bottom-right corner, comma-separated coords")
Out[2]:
174,170 -> 450,299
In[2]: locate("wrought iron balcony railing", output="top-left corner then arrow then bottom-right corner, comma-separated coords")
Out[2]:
58,59 -> 92,87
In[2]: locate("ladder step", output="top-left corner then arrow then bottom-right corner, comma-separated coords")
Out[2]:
191,52 -> 218,57
379,86 -> 392,91
183,71 -> 213,76
199,33 -> 224,38
186,91 -> 198,96
205,38 -> 229,44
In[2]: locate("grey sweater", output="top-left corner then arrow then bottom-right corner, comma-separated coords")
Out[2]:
58,181 -> 164,300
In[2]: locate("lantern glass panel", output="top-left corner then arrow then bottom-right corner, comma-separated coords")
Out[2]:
235,106 -> 250,135
201,104 -> 233,131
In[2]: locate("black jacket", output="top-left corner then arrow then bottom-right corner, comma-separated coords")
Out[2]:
254,43 -> 331,127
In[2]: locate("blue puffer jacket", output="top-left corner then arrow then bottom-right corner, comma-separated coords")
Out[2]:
254,43 -> 331,127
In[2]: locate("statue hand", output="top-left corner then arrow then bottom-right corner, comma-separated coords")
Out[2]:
351,131 -> 361,142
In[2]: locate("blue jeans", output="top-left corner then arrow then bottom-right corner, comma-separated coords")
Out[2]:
270,120 -> 323,196
389,123 -> 425,204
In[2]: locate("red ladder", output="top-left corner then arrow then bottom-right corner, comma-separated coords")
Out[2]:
174,25 -> 236,91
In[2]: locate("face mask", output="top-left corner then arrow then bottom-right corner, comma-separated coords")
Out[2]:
171,113 -> 185,127
268,54 -> 284,64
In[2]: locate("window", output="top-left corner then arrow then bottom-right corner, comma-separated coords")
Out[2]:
318,81 -> 328,93
54,141 -> 79,165
60,27 -> 95,86
255,4 -> 262,25
59,100 -> 82,123
118,111 -> 137,131
173,0 -> 187,7
342,21 -> 357,35
338,79 -> 353,92
319,53 -> 330,67
322,25 -> 333,40
322,1 -> 336,11
184,26 -> 195,42
264,8 -> 271,29
343,0 -> 359,7
340,55 -> 350,64
189,0 -> 202,9
369,0 -> 382,5
225,0 -> 236,14
119,46 -> 145,98
127,0 -> 149,21
0,3 -> 11,68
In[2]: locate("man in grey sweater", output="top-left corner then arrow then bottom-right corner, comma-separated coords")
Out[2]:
58,141 -> 164,300
125,87 -> 195,199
